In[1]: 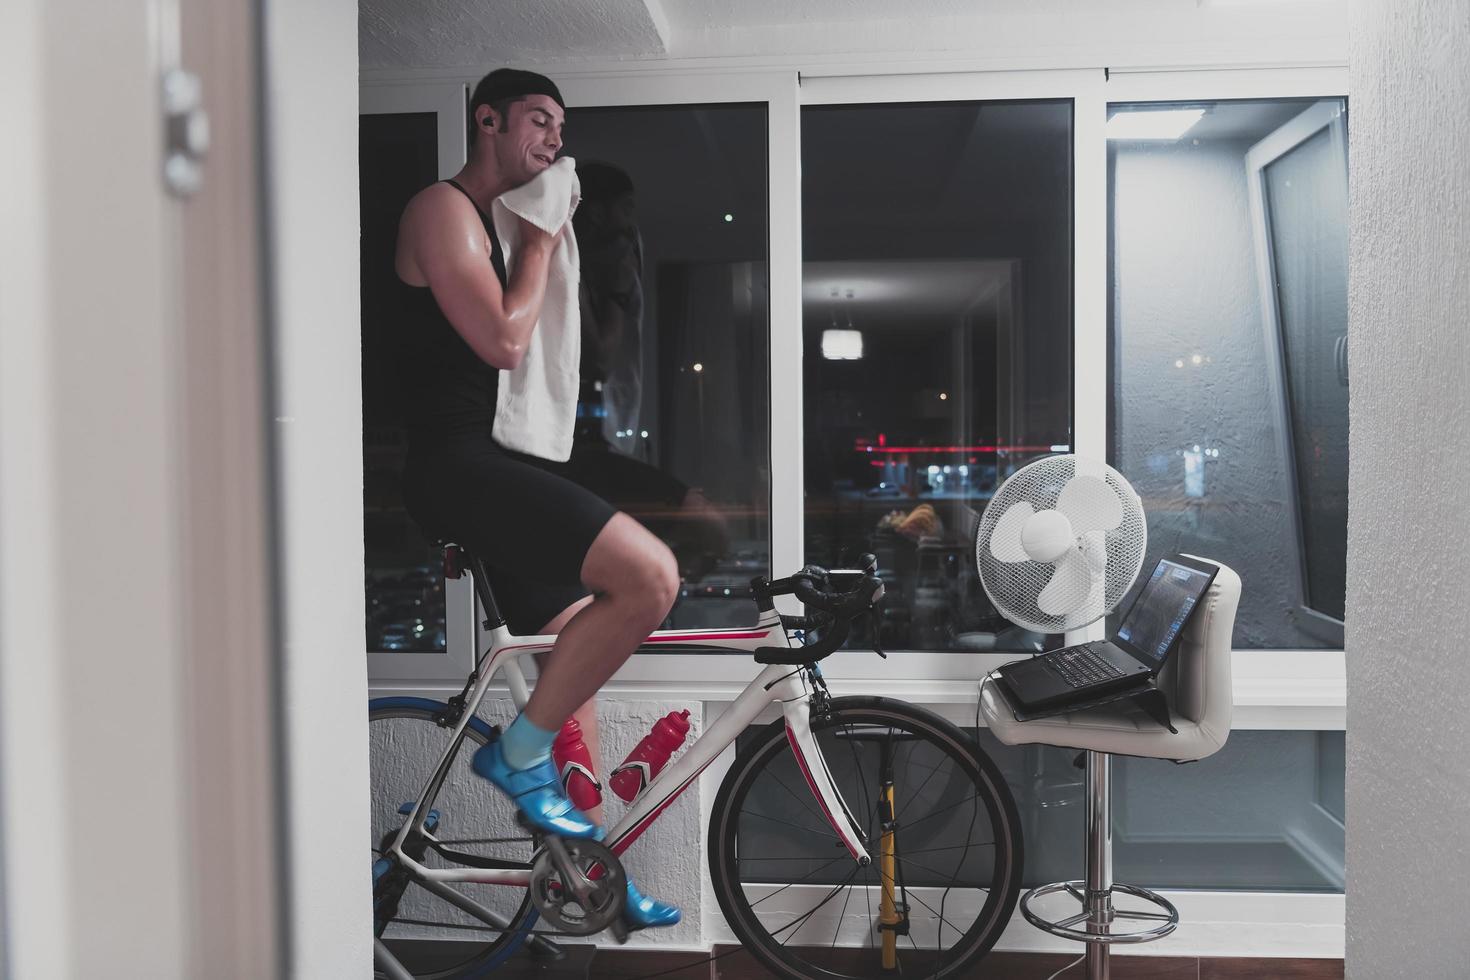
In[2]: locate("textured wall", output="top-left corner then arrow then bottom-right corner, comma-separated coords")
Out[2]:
1112,139 -> 1311,647
1345,1 -> 1470,976
370,700 -> 706,947
361,0 -> 670,69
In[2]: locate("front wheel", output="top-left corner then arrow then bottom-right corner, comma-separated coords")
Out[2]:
709,697 -> 1023,980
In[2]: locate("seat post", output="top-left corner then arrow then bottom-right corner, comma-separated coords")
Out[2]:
1084,750 -> 1114,980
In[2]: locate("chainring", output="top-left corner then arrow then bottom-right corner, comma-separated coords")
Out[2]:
529,838 -> 627,936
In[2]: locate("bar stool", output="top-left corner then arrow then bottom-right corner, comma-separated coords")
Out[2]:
979,557 -> 1241,980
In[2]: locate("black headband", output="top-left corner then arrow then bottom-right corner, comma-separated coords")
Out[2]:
470,68 -> 566,114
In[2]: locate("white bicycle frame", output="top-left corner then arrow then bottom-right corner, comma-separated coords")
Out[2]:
387,607 -> 873,897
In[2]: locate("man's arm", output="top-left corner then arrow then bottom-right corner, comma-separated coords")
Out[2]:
398,183 -> 558,371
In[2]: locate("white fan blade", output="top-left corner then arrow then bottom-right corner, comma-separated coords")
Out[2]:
1078,530 -> 1108,622
989,501 -> 1033,563
1056,474 -> 1123,534
1037,549 -> 1093,616
1080,529 -> 1108,575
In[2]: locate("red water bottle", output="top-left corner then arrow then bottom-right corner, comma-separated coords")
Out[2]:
552,718 -> 602,812
610,709 -> 691,802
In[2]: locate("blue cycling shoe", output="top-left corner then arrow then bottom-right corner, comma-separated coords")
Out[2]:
623,878 -> 681,930
471,741 -> 603,840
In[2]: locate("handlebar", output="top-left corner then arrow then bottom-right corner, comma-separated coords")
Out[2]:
749,554 -> 886,665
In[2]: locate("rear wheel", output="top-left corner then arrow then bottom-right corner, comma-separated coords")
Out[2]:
369,699 -> 538,979
709,697 -> 1023,979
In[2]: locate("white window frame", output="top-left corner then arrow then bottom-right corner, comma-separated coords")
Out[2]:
361,64 -> 1349,733
1244,98 -> 1350,646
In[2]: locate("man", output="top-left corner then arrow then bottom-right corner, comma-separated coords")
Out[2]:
394,68 -> 680,929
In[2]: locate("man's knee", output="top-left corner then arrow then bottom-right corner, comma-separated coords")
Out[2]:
584,515 -> 680,613
612,540 -> 678,620
639,545 -> 680,614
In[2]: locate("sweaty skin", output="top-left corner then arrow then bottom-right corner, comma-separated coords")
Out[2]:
395,94 -> 567,371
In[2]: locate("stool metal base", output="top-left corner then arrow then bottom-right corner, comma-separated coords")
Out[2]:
1020,879 -> 1179,944
1019,750 -> 1181,980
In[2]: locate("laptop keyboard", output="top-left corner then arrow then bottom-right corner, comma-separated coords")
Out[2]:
1047,644 -> 1127,688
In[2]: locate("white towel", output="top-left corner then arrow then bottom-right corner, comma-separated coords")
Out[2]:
489,157 -> 581,462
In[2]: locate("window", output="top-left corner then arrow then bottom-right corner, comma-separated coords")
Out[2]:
800,100 -> 1074,653
361,109 -> 451,656
360,83 -> 482,681
1107,98 -> 1349,648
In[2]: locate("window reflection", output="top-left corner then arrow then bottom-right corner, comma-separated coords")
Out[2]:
1108,99 -> 1348,648
801,101 -> 1074,653
561,104 -> 771,630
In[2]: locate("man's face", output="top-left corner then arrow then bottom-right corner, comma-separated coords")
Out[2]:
493,95 -> 565,185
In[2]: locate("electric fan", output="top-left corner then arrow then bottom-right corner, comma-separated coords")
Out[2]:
974,455 -> 1148,634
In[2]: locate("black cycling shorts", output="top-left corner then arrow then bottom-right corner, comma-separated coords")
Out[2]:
402,436 -> 618,636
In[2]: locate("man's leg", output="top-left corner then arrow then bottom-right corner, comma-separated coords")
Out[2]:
530,598 -> 602,825
479,514 -> 682,927
475,512 -> 676,825
525,512 -> 679,724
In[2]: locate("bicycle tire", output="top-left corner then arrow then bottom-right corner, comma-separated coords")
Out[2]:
369,699 -> 538,979
708,696 -> 1023,980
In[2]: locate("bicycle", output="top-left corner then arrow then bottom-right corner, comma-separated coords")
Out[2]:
370,544 -> 1024,979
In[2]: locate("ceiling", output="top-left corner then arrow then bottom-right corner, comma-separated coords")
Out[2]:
359,0 -> 1346,71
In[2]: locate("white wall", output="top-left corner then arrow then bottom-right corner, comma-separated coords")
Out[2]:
263,0 -> 373,976
1345,1 -> 1470,977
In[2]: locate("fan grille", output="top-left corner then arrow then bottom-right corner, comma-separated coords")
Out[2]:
974,456 -> 1147,635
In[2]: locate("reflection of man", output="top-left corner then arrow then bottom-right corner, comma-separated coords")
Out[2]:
566,161 -> 731,580
573,161 -> 644,450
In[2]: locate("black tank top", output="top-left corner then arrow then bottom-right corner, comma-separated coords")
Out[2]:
400,179 -> 509,443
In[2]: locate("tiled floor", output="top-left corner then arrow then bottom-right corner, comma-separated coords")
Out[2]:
480,944 -> 1346,979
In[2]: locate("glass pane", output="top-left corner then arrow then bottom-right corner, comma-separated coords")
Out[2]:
801,101 -> 1074,653
1108,99 -> 1349,649
561,104 -> 770,630
360,111 -> 447,653
981,728 -> 1340,899
734,724 -> 1344,893
1264,125 -> 1349,622
975,728 -> 1345,893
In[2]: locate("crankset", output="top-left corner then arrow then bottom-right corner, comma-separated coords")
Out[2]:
529,835 -> 628,940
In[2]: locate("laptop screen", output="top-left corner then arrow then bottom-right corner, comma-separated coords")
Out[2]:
1115,558 -> 1216,662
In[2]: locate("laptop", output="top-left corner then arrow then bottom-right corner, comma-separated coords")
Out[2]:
995,554 -> 1219,712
